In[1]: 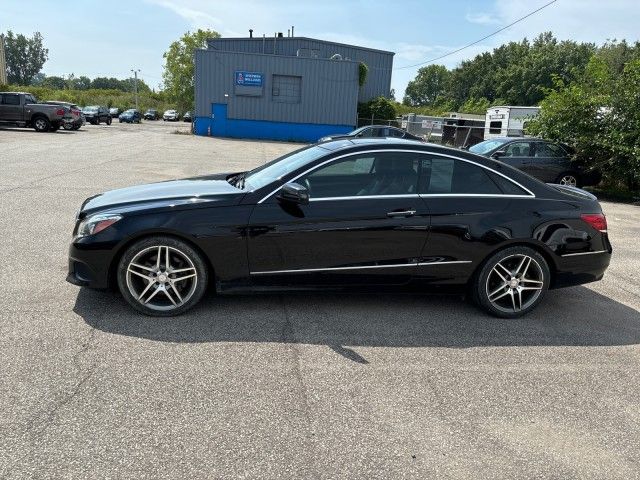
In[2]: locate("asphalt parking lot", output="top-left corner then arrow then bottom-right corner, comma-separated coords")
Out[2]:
1,121 -> 639,479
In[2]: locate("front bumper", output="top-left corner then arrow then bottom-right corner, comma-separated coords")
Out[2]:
67,241 -> 116,289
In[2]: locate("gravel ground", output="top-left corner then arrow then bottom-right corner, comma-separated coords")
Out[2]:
1,121 -> 639,479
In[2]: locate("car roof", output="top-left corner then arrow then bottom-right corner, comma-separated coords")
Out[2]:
318,137 -> 443,152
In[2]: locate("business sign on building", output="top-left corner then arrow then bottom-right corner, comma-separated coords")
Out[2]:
235,71 -> 263,87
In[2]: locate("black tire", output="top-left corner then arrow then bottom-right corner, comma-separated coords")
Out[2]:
555,171 -> 581,188
72,125 -> 81,131
32,116 -> 50,132
472,246 -> 550,318
106,117 -> 112,125
117,236 -> 209,316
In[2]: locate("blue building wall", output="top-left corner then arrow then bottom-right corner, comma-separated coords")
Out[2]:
194,115 -> 352,143
194,48 -> 362,142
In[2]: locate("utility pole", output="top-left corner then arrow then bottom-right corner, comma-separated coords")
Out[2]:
0,34 -> 8,85
131,69 -> 140,110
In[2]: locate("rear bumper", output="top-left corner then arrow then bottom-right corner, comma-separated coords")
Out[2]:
552,249 -> 612,289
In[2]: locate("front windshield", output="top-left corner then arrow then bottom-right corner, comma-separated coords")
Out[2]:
83,106 -> 98,113
240,145 -> 328,191
469,139 -> 508,154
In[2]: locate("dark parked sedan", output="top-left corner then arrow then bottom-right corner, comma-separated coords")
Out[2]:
67,139 -> 611,318
469,138 -> 601,187
319,125 -> 424,142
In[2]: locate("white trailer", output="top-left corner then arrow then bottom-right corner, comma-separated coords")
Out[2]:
484,106 -> 540,139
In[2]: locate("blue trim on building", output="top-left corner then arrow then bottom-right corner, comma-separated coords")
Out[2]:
194,116 -> 353,143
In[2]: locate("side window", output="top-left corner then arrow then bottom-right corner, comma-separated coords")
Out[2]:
356,128 -> 373,138
389,128 -> 405,138
486,171 -> 530,195
420,157 -> 503,195
489,121 -> 502,134
534,142 -> 566,158
301,152 -> 419,199
502,142 -> 532,157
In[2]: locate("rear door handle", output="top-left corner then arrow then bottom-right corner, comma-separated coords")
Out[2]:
387,210 -> 416,218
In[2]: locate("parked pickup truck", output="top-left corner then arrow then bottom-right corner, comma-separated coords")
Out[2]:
0,92 -> 68,132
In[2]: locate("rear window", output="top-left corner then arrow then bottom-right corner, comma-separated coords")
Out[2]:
1,94 -> 20,105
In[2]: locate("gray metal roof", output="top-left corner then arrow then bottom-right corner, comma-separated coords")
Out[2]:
208,36 -> 395,56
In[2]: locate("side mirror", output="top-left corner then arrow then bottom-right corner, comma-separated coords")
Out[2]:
491,150 -> 506,158
277,182 -> 309,205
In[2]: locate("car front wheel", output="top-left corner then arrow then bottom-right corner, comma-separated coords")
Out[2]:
472,246 -> 550,318
117,236 -> 209,316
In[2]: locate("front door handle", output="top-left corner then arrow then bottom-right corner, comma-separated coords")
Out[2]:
387,209 -> 416,218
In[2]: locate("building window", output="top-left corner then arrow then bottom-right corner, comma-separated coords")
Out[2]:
489,121 -> 502,134
272,75 -> 301,103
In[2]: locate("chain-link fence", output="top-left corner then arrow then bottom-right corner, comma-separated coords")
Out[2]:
356,116 -> 488,149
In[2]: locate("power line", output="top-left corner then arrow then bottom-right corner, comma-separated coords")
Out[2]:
394,0 -> 558,70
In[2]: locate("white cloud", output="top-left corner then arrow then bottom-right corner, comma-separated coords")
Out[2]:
147,0 -> 222,29
465,12 -> 501,25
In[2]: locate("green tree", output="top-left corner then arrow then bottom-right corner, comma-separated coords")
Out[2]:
69,75 -> 92,90
41,75 -> 66,89
403,64 -> 450,107
460,97 -> 490,115
359,96 -> 397,121
91,77 -> 123,90
163,29 -> 220,111
3,31 -> 49,85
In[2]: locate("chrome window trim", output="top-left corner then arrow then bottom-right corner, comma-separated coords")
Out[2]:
561,250 -> 608,257
310,194 -> 420,202
257,149 -> 535,204
250,260 -> 472,275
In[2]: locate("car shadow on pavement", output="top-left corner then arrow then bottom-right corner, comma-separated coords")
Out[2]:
74,285 -> 640,359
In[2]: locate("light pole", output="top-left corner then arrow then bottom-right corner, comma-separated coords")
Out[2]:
131,69 -> 140,110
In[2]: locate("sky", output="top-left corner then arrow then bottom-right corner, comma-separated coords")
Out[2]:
2,0 -> 640,99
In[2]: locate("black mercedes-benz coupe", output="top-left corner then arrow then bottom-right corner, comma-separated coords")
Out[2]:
67,139 -> 611,318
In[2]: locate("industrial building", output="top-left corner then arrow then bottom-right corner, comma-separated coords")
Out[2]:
194,33 -> 394,142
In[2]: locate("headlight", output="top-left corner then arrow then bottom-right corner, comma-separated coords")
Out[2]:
76,213 -> 122,238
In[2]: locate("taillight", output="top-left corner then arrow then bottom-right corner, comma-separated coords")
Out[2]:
56,108 -> 65,116
581,213 -> 607,232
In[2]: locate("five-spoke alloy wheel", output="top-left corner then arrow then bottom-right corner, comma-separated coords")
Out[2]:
473,246 -> 550,318
557,172 -> 579,188
117,236 -> 208,316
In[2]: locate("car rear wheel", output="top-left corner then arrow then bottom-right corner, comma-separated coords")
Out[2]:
472,246 -> 550,318
106,117 -> 112,125
33,116 -> 50,132
117,236 -> 209,316
556,172 -> 580,188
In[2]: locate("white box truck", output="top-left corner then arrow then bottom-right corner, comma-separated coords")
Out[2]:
484,106 -> 540,139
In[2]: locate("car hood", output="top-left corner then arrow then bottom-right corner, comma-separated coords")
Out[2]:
81,173 -> 243,214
